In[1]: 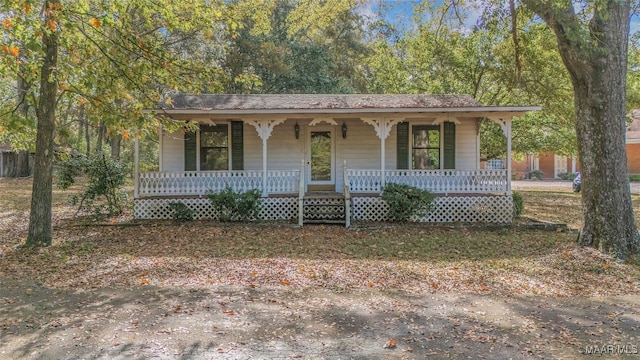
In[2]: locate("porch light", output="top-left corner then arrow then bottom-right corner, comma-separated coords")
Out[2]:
342,122 -> 347,139
295,122 -> 300,139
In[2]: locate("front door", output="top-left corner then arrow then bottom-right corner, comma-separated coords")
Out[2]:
307,127 -> 335,189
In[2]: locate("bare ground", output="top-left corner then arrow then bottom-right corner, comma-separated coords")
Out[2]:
1,178 -> 639,359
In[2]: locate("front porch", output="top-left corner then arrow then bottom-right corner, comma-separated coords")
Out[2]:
133,168 -> 514,224
133,94 -> 539,225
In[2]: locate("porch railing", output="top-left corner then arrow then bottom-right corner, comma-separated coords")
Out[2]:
138,170 -> 300,197
347,169 -> 508,194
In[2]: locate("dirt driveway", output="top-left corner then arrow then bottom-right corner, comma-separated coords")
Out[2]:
2,277 -> 639,360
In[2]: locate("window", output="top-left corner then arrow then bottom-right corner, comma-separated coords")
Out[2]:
412,125 -> 440,169
200,124 -> 228,170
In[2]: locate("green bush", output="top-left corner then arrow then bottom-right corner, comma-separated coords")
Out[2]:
381,183 -> 435,221
558,172 -> 577,181
168,202 -> 197,221
57,152 -> 127,217
207,187 -> 262,222
512,191 -> 524,217
629,174 -> 640,182
529,169 -> 544,180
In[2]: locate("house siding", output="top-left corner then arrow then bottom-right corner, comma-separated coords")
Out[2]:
627,144 -> 640,174
159,117 -> 482,191
455,118 -> 478,170
161,128 -> 185,172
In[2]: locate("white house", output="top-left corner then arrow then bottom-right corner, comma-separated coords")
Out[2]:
133,94 -> 539,225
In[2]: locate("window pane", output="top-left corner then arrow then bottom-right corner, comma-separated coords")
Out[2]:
413,149 -> 439,169
201,129 -> 228,147
201,148 -> 228,170
311,131 -> 331,181
412,125 -> 440,170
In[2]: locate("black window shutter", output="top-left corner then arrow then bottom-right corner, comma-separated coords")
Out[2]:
184,130 -> 197,171
396,122 -> 409,169
231,121 -> 244,170
443,121 -> 456,169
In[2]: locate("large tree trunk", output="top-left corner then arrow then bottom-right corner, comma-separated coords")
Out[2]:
26,8 -> 58,247
527,1 -> 639,259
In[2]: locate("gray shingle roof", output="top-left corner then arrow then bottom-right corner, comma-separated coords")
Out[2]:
163,94 -> 483,111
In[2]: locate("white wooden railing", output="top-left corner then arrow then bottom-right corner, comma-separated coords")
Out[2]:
347,169 -> 508,194
138,170 -> 300,197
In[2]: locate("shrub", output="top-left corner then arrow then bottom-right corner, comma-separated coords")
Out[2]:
558,172 -> 577,181
529,169 -> 544,180
512,191 -> 524,217
629,174 -> 640,182
168,202 -> 197,221
381,183 -> 435,221
57,152 -> 128,217
207,187 -> 262,222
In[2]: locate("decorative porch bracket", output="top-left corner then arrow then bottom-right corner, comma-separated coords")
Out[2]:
488,117 -> 513,195
361,117 -> 405,191
245,118 -> 287,196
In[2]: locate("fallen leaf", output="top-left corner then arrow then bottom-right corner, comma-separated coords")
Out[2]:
223,310 -> 234,316
281,279 -> 291,286
140,278 -> 149,285
383,338 -> 397,349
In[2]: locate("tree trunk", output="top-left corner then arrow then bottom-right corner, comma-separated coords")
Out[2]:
16,68 -> 31,177
26,7 -> 58,247
571,7 -> 638,258
96,121 -> 105,153
81,105 -> 90,156
521,1 -> 639,259
539,2 -> 638,259
110,133 -> 121,161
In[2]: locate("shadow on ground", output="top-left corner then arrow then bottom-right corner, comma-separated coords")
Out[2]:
1,277 -> 638,359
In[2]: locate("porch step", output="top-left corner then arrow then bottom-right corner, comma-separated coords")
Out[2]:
303,196 -> 346,224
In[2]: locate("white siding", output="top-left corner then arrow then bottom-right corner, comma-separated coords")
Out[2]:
157,117 -> 481,191
161,129 -> 185,172
243,119 -> 305,171
455,118 -> 478,169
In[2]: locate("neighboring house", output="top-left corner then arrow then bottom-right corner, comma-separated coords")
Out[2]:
508,153 -> 579,180
507,110 -> 640,179
627,110 -> 640,174
133,94 -> 539,225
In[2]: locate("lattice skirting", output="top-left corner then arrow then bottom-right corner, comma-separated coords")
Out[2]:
135,195 -> 513,223
351,195 -> 514,224
134,197 -> 298,220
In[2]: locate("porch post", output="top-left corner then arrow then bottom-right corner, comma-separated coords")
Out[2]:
134,132 -> 140,199
489,117 -> 513,195
245,118 -> 287,196
361,117 -> 404,193
506,118 -> 512,195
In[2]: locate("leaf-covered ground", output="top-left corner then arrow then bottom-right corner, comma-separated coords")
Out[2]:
1,178 -> 640,359
1,177 -> 639,297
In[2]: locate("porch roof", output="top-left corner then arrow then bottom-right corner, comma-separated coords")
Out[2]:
158,94 -> 540,118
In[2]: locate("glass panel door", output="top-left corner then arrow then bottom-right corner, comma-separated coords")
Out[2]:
310,131 -> 332,181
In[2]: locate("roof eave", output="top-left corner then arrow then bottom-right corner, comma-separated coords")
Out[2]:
155,106 -> 541,117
